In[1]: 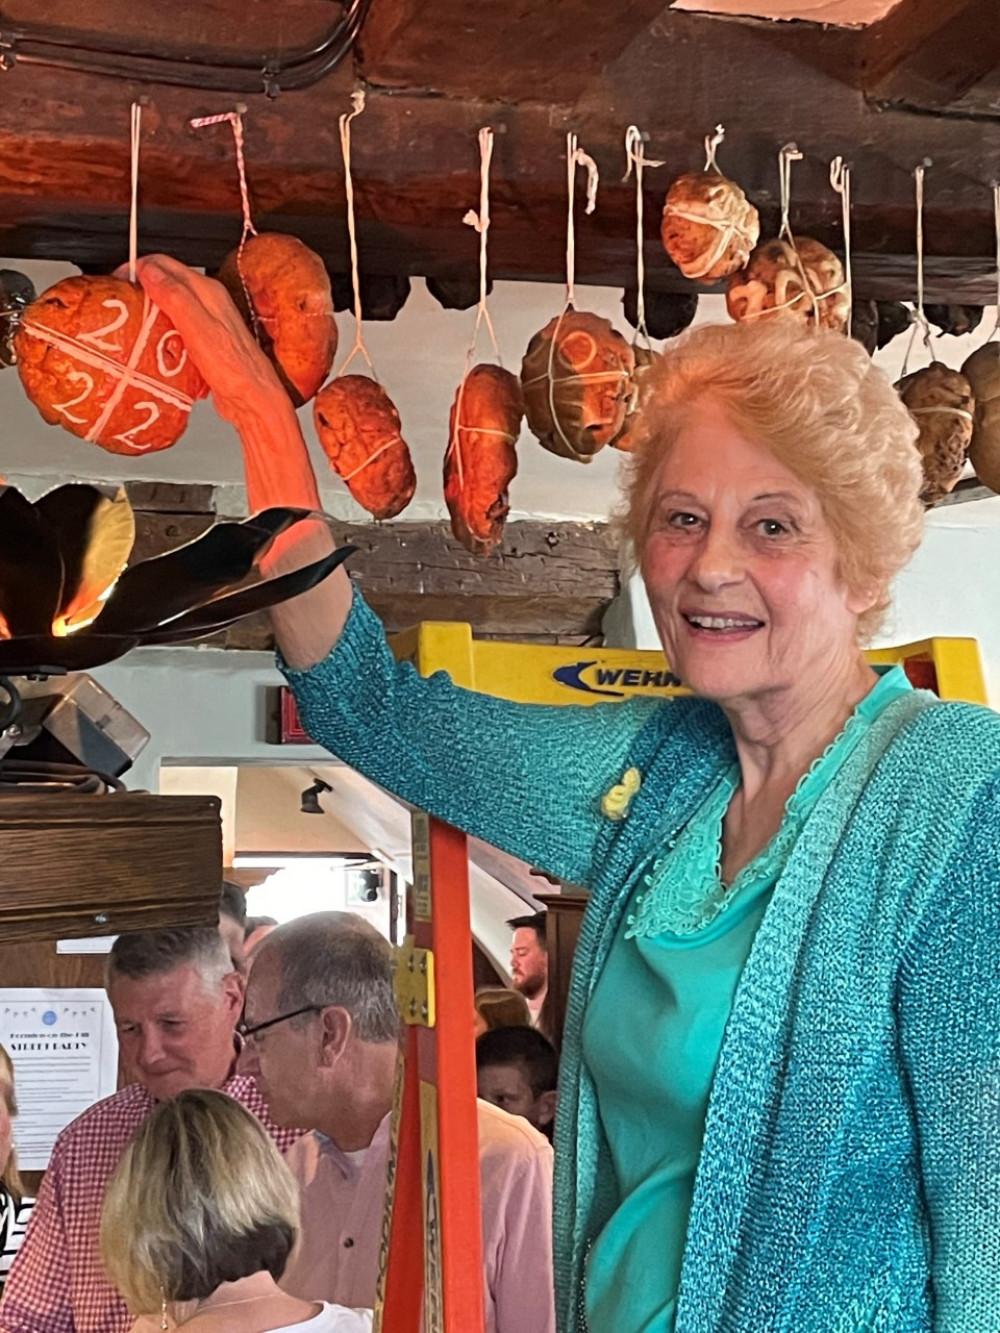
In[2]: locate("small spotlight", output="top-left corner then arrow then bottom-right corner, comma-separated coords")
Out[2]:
300,778 -> 332,814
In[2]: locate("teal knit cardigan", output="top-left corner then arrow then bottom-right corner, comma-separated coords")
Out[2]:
284,589 -> 1000,1333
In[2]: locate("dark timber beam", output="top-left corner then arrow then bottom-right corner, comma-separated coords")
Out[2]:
125,487 -> 622,647
0,8 -> 996,297
860,0 -> 1000,108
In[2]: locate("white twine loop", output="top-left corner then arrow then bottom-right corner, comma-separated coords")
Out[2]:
128,102 -> 142,284
829,157 -> 853,336
624,126 -> 665,344
190,106 -> 259,334
565,132 -> 599,307
704,124 -> 725,174
449,125 -> 504,489
774,143 -> 820,325
341,433 -> 402,481
337,90 -> 376,379
460,126 -> 501,366
778,142 -> 803,243
902,163 -> 934,376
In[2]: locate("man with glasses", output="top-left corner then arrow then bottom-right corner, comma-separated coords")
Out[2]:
242,912 -> 556,1333
0,927 -> 301,1333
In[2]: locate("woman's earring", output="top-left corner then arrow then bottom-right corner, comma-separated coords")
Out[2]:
160,1292 -> 169,1331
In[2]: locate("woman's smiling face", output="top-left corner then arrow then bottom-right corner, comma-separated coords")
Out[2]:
641,398 -> 871,706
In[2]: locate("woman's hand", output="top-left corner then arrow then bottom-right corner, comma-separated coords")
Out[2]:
130,254 -> 285,424
129,252 -> 351,668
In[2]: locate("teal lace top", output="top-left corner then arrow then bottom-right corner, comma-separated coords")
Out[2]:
581,666 -> 913,1333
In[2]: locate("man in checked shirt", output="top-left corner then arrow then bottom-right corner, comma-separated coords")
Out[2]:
0,927 -> 301,1333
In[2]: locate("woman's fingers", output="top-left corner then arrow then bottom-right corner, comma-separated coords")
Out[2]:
131,254 -> 284,411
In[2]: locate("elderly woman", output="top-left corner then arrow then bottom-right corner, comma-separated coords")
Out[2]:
100,1089 -> 369,1332
0,1045 -> 32,1292
135,255 -> 1000,1333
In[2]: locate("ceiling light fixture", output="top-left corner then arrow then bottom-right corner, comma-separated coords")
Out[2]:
300,778 -> 332,815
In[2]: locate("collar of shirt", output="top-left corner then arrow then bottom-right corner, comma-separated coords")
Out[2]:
314,1114 -> 391,1178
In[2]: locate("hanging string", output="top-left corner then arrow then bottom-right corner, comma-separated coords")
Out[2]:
461,126 -> 501,365
336,90 -> 376,378
189,107 -> 258,248
519,134 -> 626,464
128,102 -> 142,284
624,126 -> 665,344
829,157 -> 853,337
189,106 -> 259,334
704,124 -> 725,174
448,126 -> 513,491
565,132 -> 599,308
778,142 -> 803,243
902,164 -> 933,376
992,183 -> 1000,338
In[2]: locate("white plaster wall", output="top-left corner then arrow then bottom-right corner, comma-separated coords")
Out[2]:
89,646 -> 333,792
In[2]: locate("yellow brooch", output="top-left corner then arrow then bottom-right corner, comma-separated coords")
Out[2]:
601,767 -> 642,821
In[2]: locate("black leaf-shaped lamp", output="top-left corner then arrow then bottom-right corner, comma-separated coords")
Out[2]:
0,482 -> 354,675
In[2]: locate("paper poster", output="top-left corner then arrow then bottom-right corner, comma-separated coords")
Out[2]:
0,990 -> 119,1169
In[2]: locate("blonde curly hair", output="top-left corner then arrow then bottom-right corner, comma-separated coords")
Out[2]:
621,320 -> 925,640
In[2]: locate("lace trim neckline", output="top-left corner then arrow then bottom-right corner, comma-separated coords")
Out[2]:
625,667 -> 909,939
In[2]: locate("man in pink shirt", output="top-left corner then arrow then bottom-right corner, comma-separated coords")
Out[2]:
242,912 -> 555,1333
0,927 -> 300,1333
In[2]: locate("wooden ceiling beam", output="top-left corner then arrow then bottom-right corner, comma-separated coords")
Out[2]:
0,9 -> 997,296
859,0 -> 1000,108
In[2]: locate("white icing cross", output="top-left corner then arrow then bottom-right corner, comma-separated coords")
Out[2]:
20,292 -> 197,452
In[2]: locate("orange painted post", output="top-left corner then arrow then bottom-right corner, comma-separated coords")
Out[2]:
423,814 -> 485,1330
374,1024 -> 424,1333
376,812 -> 485,1333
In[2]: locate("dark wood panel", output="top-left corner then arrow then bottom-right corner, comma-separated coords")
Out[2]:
860,0 -> 1000,107
0,940 -> 107,989
123,512 -> 620,645
1,1 -> 342,64
0,793 -> 221,944
125,480 -> 216,514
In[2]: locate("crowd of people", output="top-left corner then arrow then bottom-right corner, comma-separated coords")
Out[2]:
0,895 -> 559,1333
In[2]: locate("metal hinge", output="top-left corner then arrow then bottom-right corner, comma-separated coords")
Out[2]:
393,936 -> 436,1028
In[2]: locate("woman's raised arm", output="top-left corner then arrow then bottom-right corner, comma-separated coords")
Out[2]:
133,254 -> 350,669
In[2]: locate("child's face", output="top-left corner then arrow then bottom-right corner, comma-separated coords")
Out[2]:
477,1061 -> 555,1132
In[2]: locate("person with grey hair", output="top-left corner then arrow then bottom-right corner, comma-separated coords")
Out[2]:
0,927 -> 303,1333
242,912 -> 556,1333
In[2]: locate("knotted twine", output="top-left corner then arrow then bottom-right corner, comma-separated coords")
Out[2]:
447,126 -> 517,492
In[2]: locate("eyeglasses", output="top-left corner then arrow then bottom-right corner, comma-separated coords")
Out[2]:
237,1005 -> 324,1042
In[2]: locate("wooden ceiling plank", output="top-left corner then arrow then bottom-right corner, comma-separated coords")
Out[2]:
860,0 -> 1000,106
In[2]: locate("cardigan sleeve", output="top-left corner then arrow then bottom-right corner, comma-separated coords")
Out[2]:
897,776 -> 1000,1333
280,584 -> 665,886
